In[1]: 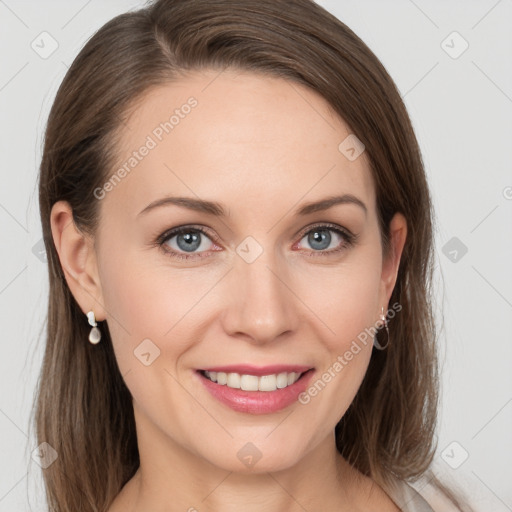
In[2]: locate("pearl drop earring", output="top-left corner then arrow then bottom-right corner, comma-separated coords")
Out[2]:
373,306 -> 390,350
87,310 -> 101,344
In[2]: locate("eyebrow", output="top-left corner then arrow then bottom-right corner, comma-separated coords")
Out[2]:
137,194 -> 367,218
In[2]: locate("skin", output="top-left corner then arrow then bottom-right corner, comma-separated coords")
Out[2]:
51,69 -> 407,511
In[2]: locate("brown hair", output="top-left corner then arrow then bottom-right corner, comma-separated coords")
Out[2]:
34,0 -> 470,510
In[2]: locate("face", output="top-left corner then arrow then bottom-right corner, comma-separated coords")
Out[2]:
54,69 -> 406,474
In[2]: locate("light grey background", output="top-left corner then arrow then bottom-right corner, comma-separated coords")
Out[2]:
0,0 -> 511,510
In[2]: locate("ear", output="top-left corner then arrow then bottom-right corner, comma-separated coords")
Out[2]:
50,200 -> 106,321
379,212 -> 407,310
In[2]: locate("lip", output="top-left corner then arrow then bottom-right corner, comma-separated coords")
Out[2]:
198,364 -> 313,377
195,368 -> 315,415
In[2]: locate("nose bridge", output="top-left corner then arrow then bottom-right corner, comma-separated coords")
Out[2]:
222,236 -> 297,342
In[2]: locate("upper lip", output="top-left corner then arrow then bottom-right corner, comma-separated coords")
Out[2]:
198,364 -> 314,376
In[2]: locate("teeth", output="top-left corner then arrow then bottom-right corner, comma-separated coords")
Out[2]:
227,372 -> 240,388
203,371 -> 303,391
240,374 -> 259,391
259,374 -> 277,391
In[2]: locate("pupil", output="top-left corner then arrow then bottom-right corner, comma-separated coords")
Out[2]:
309,229 -> 331,250
177,231 -> 201,252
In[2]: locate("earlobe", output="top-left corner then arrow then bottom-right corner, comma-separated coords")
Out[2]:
50,200 -> 106,321
380,212 -> 407,305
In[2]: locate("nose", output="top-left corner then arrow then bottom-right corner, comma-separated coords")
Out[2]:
220,245 -> 299,345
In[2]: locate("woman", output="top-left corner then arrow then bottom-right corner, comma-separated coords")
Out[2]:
34,0 -> 472,510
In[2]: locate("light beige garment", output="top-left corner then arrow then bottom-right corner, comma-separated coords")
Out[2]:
384,477 -> 436,512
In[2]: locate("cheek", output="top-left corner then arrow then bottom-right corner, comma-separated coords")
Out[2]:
97,250 -> 200,422
97,246 -> 191,364
299,247 -> 381,415
303,251 -> 382,352
98,242 -> 227,375
301,264 -> 380,428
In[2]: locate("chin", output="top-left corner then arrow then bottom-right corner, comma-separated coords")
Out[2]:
203,448 -> 302,475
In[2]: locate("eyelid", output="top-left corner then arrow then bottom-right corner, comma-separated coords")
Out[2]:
156,221 -> 357,260
155,224 -> 220,261
155,224 -> 218,246
295,221 -> 354,241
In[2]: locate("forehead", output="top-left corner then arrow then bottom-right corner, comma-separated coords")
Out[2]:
105,69 -> 375,219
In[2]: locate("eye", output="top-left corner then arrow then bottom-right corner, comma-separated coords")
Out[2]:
155,222 -> 356,261
157,225 -> 218,261
294,223 -> 356,257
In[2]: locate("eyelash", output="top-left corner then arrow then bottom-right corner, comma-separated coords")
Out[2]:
155,223 -> 357,261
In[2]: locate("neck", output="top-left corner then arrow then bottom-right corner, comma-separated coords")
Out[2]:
124,405 -> 371,512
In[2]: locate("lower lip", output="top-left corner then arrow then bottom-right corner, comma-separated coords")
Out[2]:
196,369 -> 315,415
